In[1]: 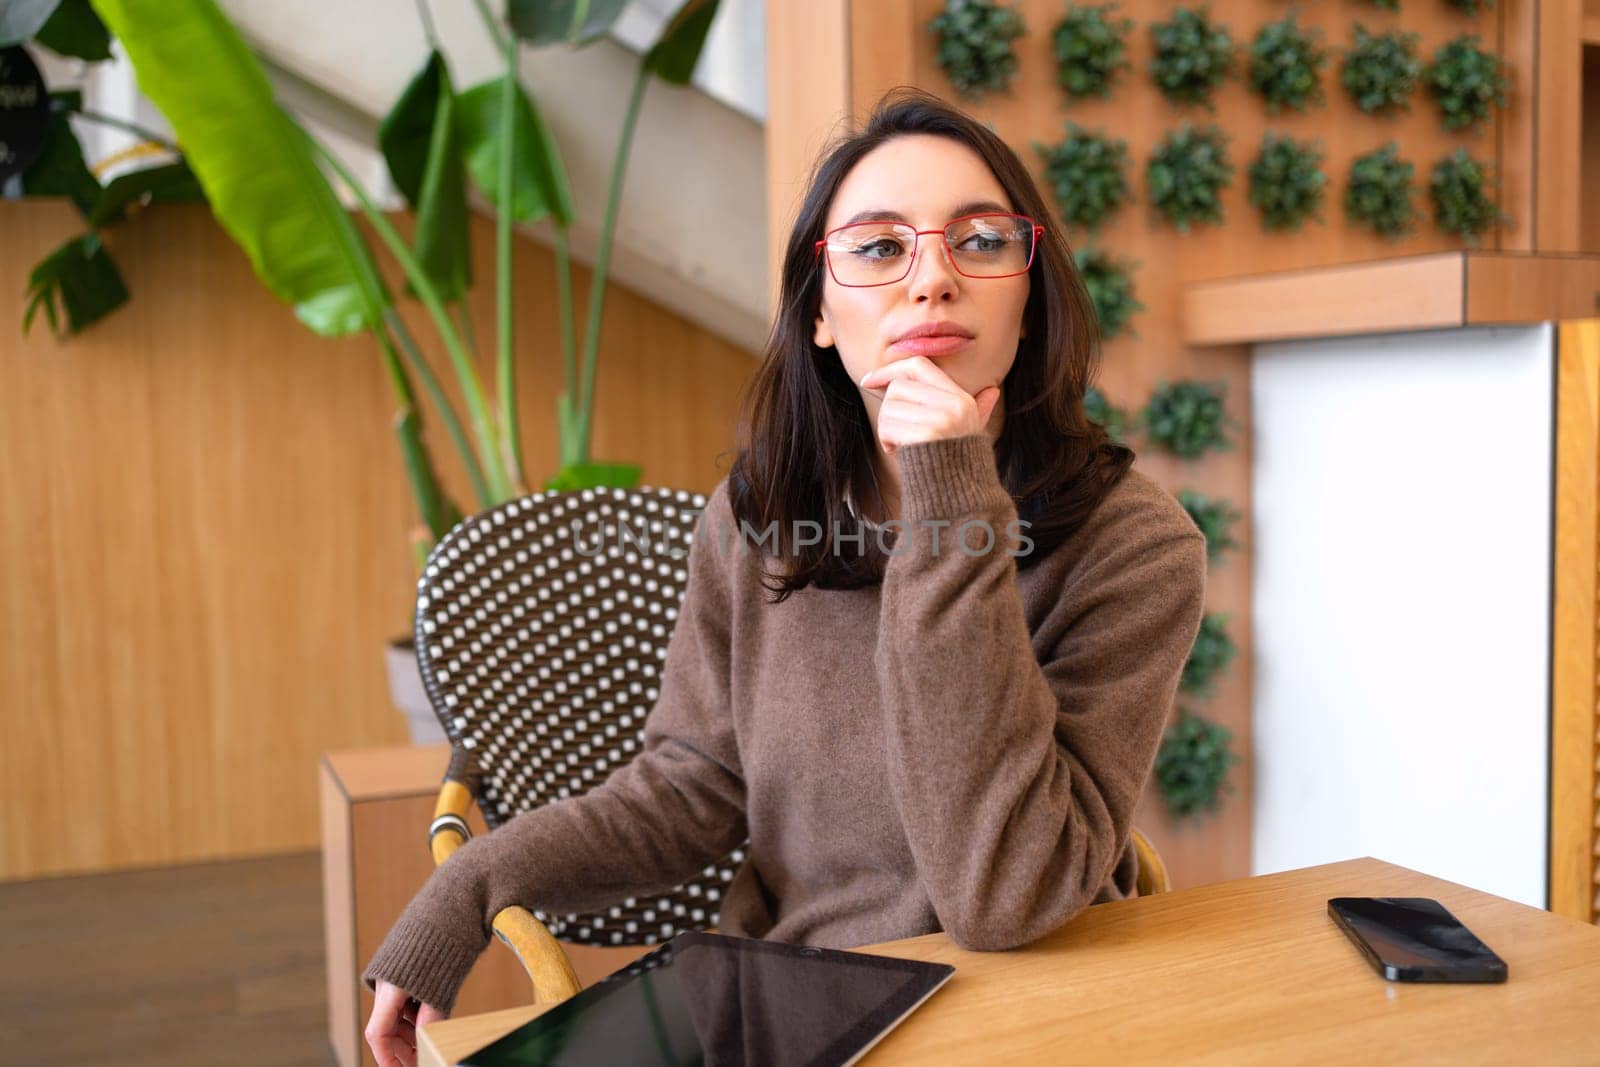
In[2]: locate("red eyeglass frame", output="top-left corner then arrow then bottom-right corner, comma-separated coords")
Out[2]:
813,212 -> 1046,287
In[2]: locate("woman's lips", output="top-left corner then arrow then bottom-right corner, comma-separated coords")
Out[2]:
888,335 -> 972,357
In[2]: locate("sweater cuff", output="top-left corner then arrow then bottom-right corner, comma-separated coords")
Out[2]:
360,915 -> 486,1016
895,434 -> 1011,522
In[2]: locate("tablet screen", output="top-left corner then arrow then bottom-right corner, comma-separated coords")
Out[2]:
459,931 -> 956,1067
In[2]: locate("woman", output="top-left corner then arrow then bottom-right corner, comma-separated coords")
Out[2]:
363,86 -> 1207,1063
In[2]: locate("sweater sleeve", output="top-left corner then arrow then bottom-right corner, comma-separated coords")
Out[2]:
874,433 -> 1207,952
360,483 -> 747,1014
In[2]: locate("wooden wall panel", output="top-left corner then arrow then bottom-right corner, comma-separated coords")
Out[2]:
1532,0 -> 1585,251
1551,317 -> 1600,925
765,0 -> 852,309
0,200 -> 755,882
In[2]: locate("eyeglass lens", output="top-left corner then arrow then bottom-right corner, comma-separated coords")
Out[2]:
824,214 -> 1034,286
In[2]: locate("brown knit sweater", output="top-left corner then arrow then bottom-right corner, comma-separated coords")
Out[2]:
362,433 -> 1208,1014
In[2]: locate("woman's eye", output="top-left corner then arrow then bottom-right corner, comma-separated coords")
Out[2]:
959,233 -> 1006,252
852,239 -> 903,260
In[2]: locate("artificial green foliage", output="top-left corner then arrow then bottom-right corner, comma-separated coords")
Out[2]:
1248,132 -> 1326,232
1446,0 -> 1493,14
929,0 -> 1027,101
1345,141 -> 1420,239
1141,380 -> 1233,459
1083,385 -> 1129,443
1182,613 -> 1237,697
1247,11 -> 1327,115
1034,123 -> 1131,232
1430,148 -> 1503,241
1177,489 -> 1242,563
1340,23 -> 1421,116
1155,709 -> 1238,820
1051,2 -> 1134,101
1424,35 -> 1509,133
1074,245 -> 1144,341
1148,5 -> 1236,109
1145,123 -> 1232,232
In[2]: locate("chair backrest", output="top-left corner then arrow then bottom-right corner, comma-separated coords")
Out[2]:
414,485 -> 747,947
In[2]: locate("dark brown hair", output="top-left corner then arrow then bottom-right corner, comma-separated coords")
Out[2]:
727,86 -> 1133,600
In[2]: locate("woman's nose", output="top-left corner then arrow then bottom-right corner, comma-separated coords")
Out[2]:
907,236 -> 959,300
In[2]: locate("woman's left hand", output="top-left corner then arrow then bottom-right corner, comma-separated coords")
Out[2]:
858,356 -> 1001,457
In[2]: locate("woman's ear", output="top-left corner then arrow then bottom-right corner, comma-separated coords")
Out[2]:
813,307 -> 834,349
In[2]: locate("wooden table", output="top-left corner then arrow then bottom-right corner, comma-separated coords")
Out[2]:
419,857 -> 1600,1065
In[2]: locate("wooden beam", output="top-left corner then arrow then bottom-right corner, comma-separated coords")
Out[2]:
1535,0 -> 1586,251
764,0 -> 852,310
1551,318 -> 1600,925
1183,252 -> 1600,345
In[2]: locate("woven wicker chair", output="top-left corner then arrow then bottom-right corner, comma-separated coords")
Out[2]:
414,484 -> 1169,1008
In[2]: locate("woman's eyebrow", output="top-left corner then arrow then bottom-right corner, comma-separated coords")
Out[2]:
841,199 -> 1011,226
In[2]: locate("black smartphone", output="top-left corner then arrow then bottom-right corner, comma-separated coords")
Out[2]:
1327,897 -> 1508,983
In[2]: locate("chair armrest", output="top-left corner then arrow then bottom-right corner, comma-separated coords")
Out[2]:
429,775 -> 584,1007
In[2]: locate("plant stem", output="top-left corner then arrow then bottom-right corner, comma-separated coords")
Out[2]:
470,0 -> 509,53
574,62 -> 650,465
312,138 -> 511,502
412,0 -> 441,50
74,108 -> 180,153
495,30 -> 526,494
454,299 -> 479,359
553,226 -> 577,463
385,306 -> 494,508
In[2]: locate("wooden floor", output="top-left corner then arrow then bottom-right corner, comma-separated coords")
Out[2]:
0,851 -> 333,1065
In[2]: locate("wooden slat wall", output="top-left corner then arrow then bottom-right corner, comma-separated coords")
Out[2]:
1552,317 -> 1600,926
0,200 -> 755,882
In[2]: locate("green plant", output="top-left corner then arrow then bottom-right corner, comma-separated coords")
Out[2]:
1446,0 -> 1493,14
1155,708 -> 1239,820
1141,380 -> 1234,459
1181,613 -> 1237,697
1176,490 -> 1241,563
1424,34 -> 1509,133
1050,2 -> 1134,101
1365,0 -> 1400,11
1083,386 -> 1130,443
1430,148 -> 1504,241
83,0 -> 723,563
1145,123 -> 1233,232
1247,11 -> 1327,114
1148,5 -> 1236,109
1033,123 -> 1131,232
1248,131 -> 1327,231
8,8 -> 207,337
1345,141 -> 1420,239
930,0 -> 1027,101
1073,245 -> 1144,341
1340,23 -> 1421,116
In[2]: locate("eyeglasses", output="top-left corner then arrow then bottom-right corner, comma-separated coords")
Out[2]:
814,212 -> 1044,288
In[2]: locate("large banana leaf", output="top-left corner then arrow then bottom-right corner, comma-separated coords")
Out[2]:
644,0 -> 720,85
506,0 -> 629,46
378,50 -> 471,304
456,76 -> 574,227
90,0 -> 387,337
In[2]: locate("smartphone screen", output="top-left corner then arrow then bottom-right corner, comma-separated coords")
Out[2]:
1328,897 -> 1508,983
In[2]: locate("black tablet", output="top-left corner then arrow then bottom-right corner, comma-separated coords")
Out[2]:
458,931 -> 956,1067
